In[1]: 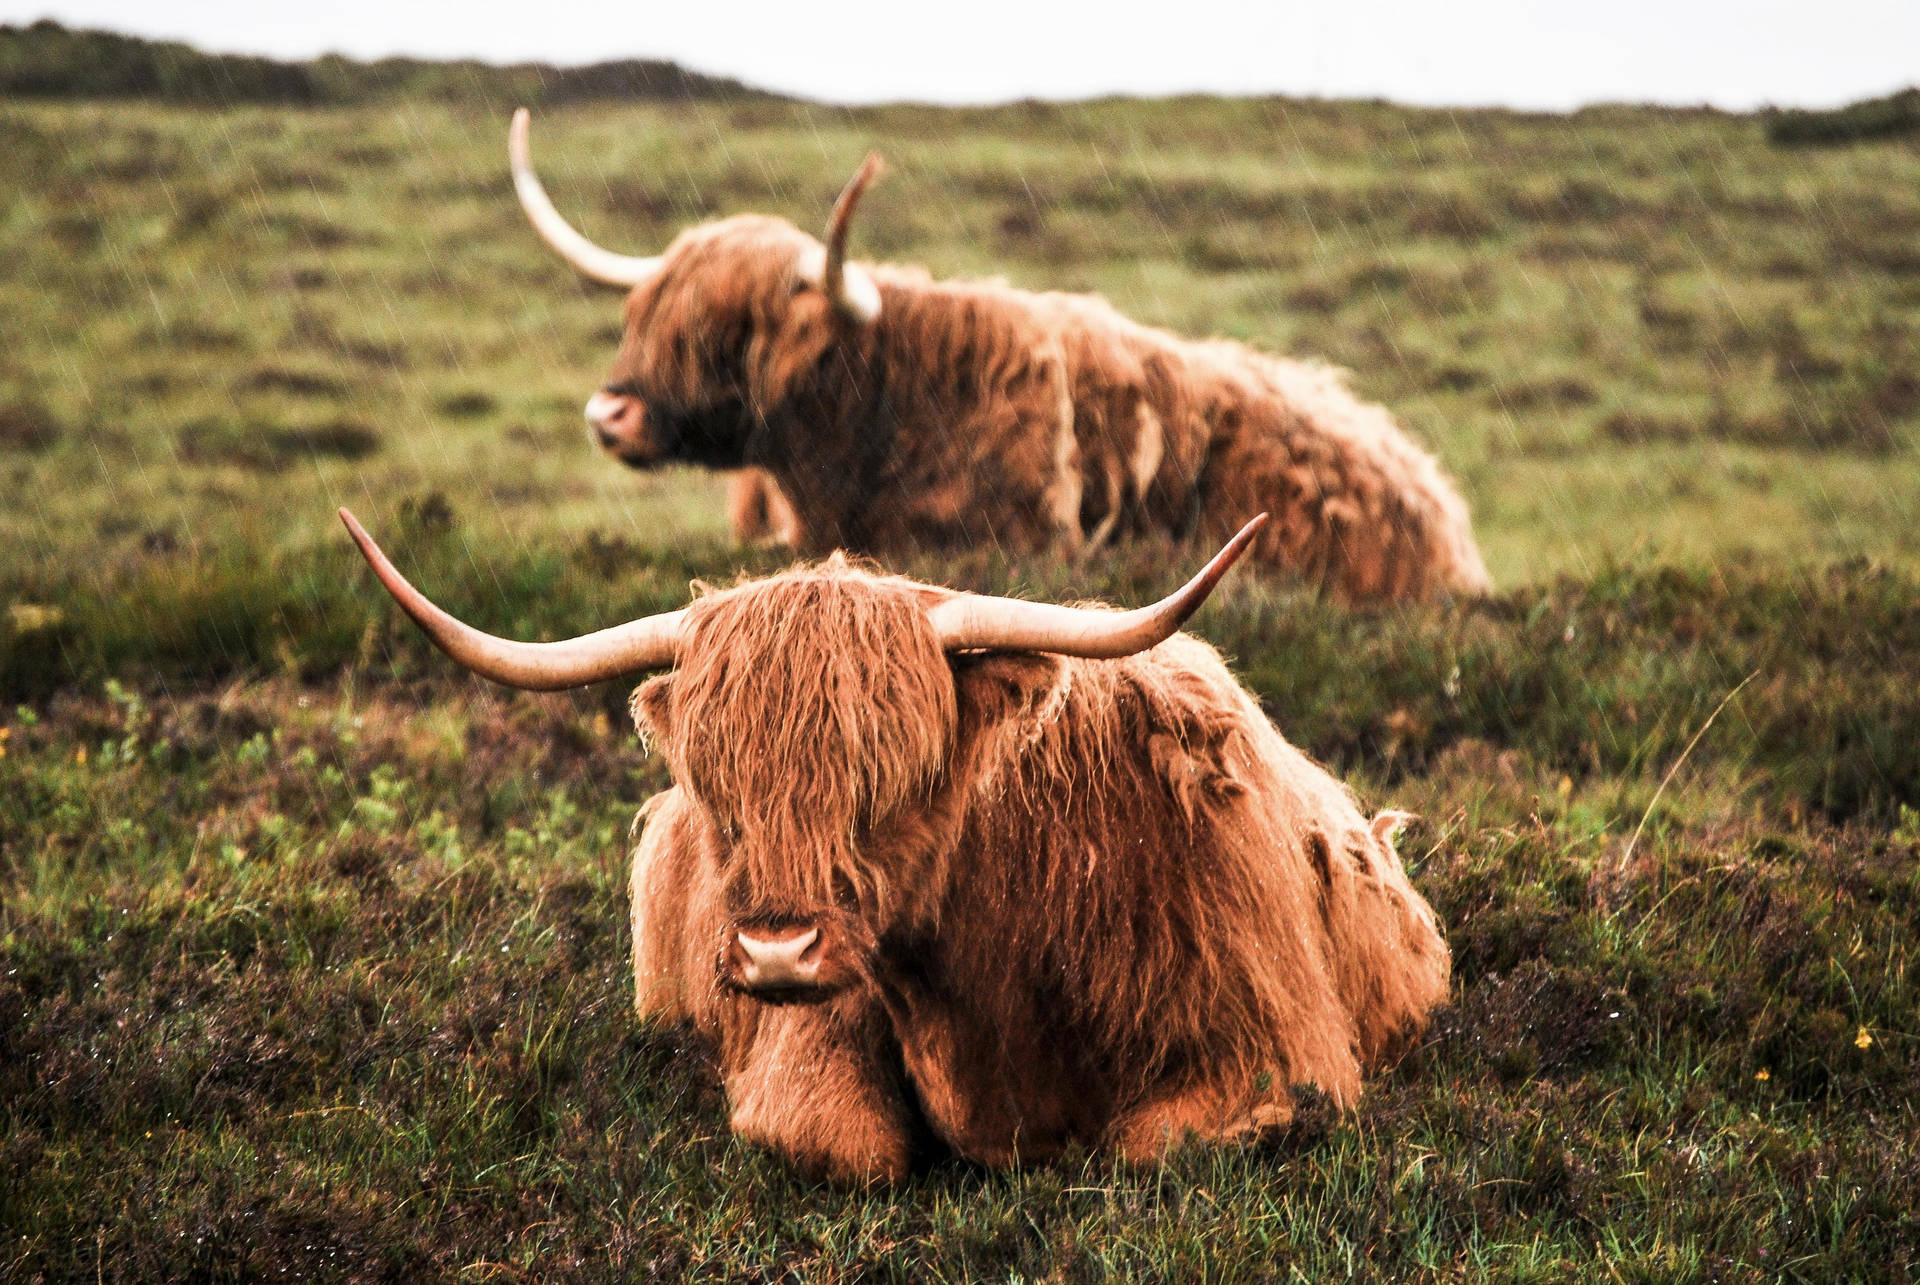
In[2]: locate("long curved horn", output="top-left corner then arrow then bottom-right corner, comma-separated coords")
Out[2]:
340,508 -> 685,689
508,108 -> 664,289
927,514 -> 1268,658
797,153 -> 884,323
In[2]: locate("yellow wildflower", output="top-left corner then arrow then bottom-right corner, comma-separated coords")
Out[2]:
1754,1068 -> 1770,1082
1856,1027 -> 1873,1051
7,603 -> 63,633
75,745 -> 87,766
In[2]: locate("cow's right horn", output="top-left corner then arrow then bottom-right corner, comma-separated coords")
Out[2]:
340,509 -> 685,688
509,108 -> 664,288
797,153 -> 884,323
927,514 -> 1268,659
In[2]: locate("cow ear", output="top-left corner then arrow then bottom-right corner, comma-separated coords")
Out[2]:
950,652 -> 1070,749
630,673 -> 676,746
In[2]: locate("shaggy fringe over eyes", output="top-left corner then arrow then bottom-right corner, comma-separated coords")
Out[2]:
670,560 -> 956,916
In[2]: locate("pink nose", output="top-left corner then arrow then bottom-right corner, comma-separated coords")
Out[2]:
584,391 -> 640,447
729,925 -> 823,989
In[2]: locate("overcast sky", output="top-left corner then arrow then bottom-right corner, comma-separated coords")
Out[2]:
6,0 -> 1916,111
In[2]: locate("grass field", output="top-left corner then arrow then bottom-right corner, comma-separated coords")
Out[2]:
3,64 -> 1920,1282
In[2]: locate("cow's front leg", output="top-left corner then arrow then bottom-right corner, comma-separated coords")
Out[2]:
1105,1080 -> 1298,1162
721,993 -> 916,1182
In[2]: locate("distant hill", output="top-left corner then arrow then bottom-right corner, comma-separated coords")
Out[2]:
0,18 -> 782,106
1767,87 -> 1920,146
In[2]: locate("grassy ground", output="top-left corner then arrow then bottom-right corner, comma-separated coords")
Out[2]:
3,84 -> 1919,1281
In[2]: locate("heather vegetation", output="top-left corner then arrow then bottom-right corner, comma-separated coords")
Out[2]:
3,33 -> 1919,1281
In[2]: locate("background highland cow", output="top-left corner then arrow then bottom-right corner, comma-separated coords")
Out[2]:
515,113 -> 1490,603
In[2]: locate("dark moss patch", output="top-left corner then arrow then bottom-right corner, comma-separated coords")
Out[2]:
238,365 -> 350,400
1499,375 -> 1598,411
436,390 -> 497,419
0,400 -> 61,451
177,418 -> 379,471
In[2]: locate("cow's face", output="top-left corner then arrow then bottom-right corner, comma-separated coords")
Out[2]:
629,563 -> 1063,1004
587,217 -> 835,472
508,113 -> 883,474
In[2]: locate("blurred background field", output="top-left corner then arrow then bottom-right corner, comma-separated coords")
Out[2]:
3,21 -> 1919,1282
4,61 -> 1920,592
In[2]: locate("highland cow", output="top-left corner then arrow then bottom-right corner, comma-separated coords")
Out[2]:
509,109 -> 1490,603
341,507 -> 1452,1179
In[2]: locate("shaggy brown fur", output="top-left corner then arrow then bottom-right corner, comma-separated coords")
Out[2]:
593,212 -> 1489,603
627,557 -> 1451,1178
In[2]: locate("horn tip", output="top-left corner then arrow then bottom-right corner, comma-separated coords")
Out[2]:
1184,511 -> 1268,606
1221,511 -> 1268,562
338,507 -> 383,565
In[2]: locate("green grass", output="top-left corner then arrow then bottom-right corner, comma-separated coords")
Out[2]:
3,96 -> 1918,584
4,76 -> 1920,1282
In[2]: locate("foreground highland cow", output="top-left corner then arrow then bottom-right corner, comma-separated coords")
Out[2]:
342,508 -> 1451,1178
509,110 -> 1489,604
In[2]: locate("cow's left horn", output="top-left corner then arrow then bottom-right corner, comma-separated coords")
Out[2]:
797,153 -> 884,323
927,514 -> 1268,659
340,509 -> 685,688
509,108 -> 665,289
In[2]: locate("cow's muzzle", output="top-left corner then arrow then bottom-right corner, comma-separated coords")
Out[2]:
584,391 -> 652,464
721,920 -> 862,1002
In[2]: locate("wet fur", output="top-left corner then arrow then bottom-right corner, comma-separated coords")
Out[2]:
628,558 -> 1451,1178
604,214 -> 1489,603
